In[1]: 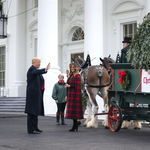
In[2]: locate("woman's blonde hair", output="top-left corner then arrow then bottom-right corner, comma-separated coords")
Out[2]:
69,63 -> 79,76
32,57 -> 41,64
58,74 -> 64,79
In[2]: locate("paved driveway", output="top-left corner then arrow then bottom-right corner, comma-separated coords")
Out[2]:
0,114 -> 150,150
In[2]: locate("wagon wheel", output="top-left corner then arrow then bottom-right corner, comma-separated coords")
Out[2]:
108,105 -> 122,132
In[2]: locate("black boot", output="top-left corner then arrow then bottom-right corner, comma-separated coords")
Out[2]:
56,112 -> 60,125
69,119 -> 78,132
61,112 -> 67,125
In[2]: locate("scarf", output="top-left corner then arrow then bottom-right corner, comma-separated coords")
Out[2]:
58,80 -> 65,85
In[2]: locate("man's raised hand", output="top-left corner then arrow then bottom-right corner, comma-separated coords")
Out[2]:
46,62 -> 50,71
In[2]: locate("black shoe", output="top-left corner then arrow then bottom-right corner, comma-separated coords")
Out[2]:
69,128 -> 78,132
56,122 -> 60,125
36,129 -> 43,132
28,131 -> 40,134
61,122 -> 67,125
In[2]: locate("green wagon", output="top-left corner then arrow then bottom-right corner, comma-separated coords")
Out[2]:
107,63 -> 150,132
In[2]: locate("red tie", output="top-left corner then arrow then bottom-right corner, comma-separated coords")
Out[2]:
42,83 -> 45,91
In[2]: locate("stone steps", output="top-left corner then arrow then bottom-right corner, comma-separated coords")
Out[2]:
0,97 -> 26,113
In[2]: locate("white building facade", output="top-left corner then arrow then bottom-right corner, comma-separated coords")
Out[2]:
0,0 -> 150,115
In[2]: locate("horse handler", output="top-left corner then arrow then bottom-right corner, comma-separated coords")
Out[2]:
25,57 -> 50,134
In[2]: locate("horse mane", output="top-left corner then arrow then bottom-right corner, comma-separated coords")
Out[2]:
100,55 -> 115,74
103,56 -> 115,63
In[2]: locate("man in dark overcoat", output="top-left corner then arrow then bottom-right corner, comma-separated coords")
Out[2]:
25,57 -> 50,134
120,37 -> 132,63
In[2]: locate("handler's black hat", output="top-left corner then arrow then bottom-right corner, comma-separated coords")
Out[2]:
122,37 -> 132,43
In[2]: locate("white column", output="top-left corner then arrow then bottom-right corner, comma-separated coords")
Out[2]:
84,0 -> 104,65
7,0 -> 26,97
38,0 -> 59,69
38,0 -> 60,115
84,0 -> 105,119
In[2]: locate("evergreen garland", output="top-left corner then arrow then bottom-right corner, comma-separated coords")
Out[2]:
127,13 -> 150,71
82,96 -> 87,107
119,70 -> 131,90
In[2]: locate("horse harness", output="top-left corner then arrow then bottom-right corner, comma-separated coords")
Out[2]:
81,65 -> 112,89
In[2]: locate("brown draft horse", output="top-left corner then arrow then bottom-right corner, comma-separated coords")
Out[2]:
73,55 -> 114,128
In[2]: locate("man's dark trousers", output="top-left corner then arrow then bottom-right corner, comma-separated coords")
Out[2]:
27,114 -> 38,133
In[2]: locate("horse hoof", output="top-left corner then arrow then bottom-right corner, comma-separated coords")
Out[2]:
105,126 -> 109,129
134,127 -> 141,129
86,126 -> 92,129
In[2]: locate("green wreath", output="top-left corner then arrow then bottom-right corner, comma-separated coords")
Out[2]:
118,70 -> 131,90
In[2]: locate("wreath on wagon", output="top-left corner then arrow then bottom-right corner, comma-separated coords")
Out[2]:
118,70 -> 131,90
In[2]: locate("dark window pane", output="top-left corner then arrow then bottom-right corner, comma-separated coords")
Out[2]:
0,72 -> 2,79
129,24 -> 132,35
3,72 -> 5,80
2,55 -> 5,62
72,28 -> 84,41
2,63 -> 5,70
3,80 -> 5,86
0,46 -> 5,87
0,55 -> 2,62
2,47 -> 5,55
124,25 -> 127,35
134,23 -> 137,34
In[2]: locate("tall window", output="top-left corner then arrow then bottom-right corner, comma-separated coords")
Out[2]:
72,28 -> 84,41
0,46 -> 5,87
123,22 -> 137,39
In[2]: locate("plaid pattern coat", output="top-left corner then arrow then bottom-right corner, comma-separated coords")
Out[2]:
65,74 -> 84,119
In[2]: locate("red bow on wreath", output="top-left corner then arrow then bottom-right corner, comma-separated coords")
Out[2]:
118,70 -> 126,84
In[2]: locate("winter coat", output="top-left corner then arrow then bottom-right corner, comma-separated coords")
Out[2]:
52,82 -> 67,103
25,65 -> 47,116
65,74 -> 83,119
121,45 -> 130,63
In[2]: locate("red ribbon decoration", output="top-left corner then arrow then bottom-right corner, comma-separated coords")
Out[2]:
118,70 -> 126,84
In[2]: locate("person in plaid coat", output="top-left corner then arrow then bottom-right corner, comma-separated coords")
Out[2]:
65,63 -> 83,132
